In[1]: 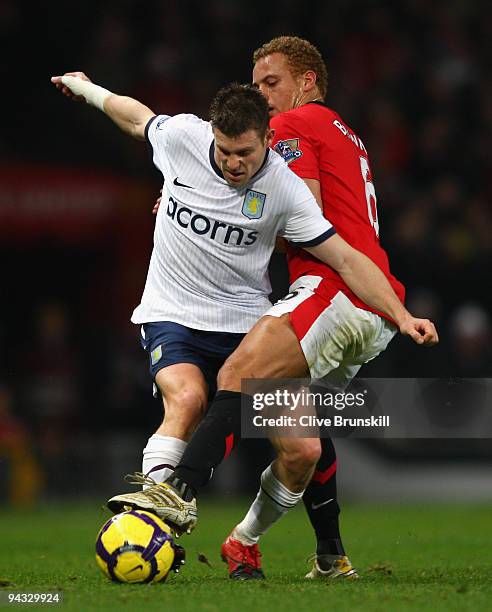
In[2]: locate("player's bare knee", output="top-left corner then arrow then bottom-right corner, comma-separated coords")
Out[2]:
279,439 -> 321,474
177,387 -> 207,416
165,388 -> 207,434
298,439 -> 322,469
261,314 -> 288,332
217,356 -> 251,391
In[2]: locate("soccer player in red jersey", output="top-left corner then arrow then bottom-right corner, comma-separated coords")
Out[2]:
259,42 -> 405,321
237,36 -> 409,579
245,35 -> 404,580
108,37 -> 438,580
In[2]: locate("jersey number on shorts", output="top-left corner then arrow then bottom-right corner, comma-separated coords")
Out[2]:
359,156 -> 379,237
277,290 -> 300,303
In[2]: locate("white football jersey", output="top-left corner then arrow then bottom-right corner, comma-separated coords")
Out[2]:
131,113 -> 335,332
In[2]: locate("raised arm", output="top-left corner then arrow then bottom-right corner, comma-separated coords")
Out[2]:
51,72 -> 155,141
306,234 -> 439,345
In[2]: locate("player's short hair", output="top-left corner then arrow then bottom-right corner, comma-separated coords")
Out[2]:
210,83 -> 270,139
253,36 -> 328,98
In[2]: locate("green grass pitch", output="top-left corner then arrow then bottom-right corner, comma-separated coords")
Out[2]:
1,501 -> 491,611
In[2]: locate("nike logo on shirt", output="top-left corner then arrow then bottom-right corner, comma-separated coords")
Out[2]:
173,177 -> 194,189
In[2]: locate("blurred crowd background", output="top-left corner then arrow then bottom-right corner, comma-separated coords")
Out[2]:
0,0 -> 490,505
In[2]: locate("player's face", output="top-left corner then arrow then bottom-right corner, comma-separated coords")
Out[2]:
213,127 -> 274,187
253,53 -> 305,117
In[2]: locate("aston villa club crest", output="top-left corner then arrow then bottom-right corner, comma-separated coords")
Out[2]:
274,138 -> 303,164
242,189 -> 266,219
151,344 -> 162,365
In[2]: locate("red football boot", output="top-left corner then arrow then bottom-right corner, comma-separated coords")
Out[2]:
221,531 -> 265,580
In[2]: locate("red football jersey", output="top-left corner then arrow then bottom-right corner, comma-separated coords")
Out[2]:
271,102 -> 405,320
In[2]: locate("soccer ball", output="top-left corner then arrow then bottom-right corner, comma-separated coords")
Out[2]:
95,509 -> 185,583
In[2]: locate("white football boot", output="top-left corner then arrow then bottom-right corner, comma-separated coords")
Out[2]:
107,473 -> 197,535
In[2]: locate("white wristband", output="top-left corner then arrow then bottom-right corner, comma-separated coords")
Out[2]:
61,75 -> 112,112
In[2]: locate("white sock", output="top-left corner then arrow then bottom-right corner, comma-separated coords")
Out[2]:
235,463 -> 304,545
142,434 -> 187,486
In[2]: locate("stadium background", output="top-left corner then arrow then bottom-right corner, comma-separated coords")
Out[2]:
0,0 -> 491,508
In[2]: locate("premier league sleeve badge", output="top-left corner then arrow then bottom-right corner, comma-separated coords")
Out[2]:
274,138 -> 303,164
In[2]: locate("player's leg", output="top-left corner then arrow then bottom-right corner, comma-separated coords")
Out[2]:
302,437 -> 354,579
107,323 -> 246,530
229,433 -> 318,527
107,369 -> 208,523
295,289 -> 396,579
136,322 -> 211,484
221,296 -> 364,579
225,421 -> 355,580
142,363 -> 209,484
220,420 -> 324,578
107,322 -> 209,516
142,321 -> 242,483
221,456 -> 312,580
299,362 -> 359,575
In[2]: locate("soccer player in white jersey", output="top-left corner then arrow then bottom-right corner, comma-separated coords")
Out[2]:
52,72 -> 337,490
52,73 -> 437,578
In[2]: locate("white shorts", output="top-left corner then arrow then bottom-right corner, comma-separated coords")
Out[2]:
265,275 -> 397,388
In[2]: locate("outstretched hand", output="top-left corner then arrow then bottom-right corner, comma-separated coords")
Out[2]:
50,71 -> 92,102
399,316 -> 439,346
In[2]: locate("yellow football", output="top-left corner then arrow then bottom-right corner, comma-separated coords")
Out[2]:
95,510 -> 184,583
